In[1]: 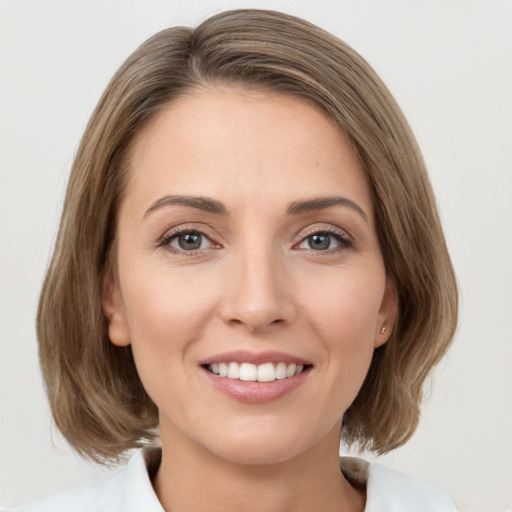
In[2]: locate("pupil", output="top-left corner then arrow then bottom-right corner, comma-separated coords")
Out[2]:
178,233 -> 201,250
309,234 -> 330,250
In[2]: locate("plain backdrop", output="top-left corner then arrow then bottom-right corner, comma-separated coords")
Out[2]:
1,1 -> 511,510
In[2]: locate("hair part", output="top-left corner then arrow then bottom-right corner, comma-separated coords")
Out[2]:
37,9 -> 458,463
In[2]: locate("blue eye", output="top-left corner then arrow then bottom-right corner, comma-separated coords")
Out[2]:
298,231 -> 350,251
166,231 -> 213,252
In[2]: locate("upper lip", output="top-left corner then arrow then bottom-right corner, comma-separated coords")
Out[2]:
200,350 -> 312,366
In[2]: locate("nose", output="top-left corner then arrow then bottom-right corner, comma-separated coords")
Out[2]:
219,244 -> 297,333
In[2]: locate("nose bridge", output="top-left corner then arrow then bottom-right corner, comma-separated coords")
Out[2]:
221,233 -> 295,332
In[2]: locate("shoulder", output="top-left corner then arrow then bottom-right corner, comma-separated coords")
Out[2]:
340,457 -> 458,512
7,449 -> 164,512
365,462 -> 458,511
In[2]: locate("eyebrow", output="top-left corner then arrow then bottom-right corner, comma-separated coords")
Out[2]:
144,194 -> 367,222
144,195 -> 227,217
286,196 -> 368,222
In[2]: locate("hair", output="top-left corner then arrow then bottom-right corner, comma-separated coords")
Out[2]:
37,8 -> 458,463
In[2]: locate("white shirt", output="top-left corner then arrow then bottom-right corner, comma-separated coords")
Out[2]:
8,448 -> 457,511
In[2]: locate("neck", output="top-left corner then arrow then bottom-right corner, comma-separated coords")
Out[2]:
153,422 -> 365,512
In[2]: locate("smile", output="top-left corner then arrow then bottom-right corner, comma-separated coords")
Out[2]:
200,351 -> 313,403
207,362 -> 306,382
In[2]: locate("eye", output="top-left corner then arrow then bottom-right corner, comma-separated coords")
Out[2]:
162,230 -> 214,252
297,230 -> 352,251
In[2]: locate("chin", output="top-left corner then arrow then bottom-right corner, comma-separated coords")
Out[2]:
202,420 -> 327,467
214,439 -> 303,466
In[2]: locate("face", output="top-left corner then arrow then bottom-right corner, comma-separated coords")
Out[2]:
104,88 -> 396,466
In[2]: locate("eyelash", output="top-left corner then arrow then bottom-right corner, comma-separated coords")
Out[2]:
295,226 -> 353,253
157,226 -> 219,255
157,226 -> 353,255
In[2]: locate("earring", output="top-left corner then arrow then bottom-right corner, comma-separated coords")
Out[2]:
380,326 -> 387,334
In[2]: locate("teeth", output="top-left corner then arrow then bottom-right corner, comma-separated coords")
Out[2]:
207,362 -> 307,382
239,362 -> 257,381
286,363 -> 297,377
227,362 -> 239,379
275,362 -> 287,380
257,363 -> 275,382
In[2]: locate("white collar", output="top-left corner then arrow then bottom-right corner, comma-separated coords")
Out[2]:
338,456 -> 457,511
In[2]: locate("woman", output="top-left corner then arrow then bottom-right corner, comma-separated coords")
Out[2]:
11,9 -> 458,511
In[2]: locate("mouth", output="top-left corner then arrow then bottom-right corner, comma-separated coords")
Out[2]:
199,351 -> 313,403
203,362 -> 311,382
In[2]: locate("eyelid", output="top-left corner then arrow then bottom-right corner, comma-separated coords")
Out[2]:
157,223 -> 222,253
293,224 -> 354,251
297,223 -> 352,242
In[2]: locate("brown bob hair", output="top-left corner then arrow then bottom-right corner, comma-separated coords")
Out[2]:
37,9 -> 458,463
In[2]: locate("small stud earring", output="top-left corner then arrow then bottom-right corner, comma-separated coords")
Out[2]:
381,326 -> 387,334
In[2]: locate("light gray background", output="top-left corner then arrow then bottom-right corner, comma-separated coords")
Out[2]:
1,1 -> 511,510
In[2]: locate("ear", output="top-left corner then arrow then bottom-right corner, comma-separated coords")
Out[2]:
374,277 -> 397,348
102,274 -> 131,347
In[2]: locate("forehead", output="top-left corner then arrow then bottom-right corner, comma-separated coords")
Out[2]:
124,87 -> 372,216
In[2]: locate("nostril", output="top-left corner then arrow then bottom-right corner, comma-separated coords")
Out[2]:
219,284 -> 297,332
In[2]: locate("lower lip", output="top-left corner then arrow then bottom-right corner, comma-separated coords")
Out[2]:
201,367 -> 311,404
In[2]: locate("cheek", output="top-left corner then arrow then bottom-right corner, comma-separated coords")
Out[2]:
304,265 -> 386,340
300,266 -> 385,391
119,262 -> 217,370
118,266 -> 220,418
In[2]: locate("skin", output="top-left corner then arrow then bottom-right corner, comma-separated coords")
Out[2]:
104,87 -> 396,512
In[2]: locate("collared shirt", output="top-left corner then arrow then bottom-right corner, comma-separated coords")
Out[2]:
8,448 -> 457,511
